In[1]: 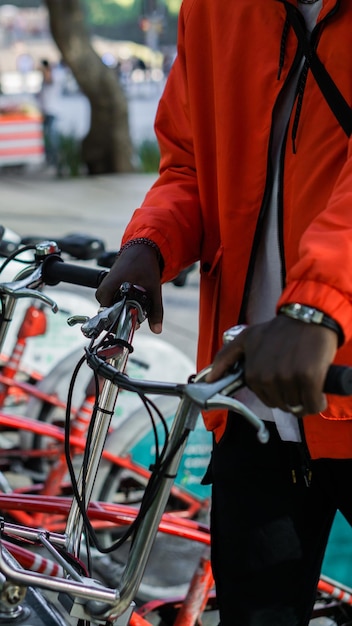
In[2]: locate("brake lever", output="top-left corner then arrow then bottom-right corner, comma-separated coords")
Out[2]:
183,363 -> 269,443
0,265 -> 58,312
205,394 -> 269,443
72,282 -> 150,339
77,301 -> 126,339
183,363 -> 244,405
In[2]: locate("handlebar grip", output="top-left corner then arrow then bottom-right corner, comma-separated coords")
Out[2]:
324,365 -> 352,395
42,256 -> 108,289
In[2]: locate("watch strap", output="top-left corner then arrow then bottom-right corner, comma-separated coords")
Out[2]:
278,303 -> 344,347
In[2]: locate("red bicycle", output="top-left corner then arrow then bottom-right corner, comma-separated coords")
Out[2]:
0,240 -> 351,625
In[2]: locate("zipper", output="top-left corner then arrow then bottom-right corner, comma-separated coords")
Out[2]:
237,43 -> 303,324
277,127 -> 288,290
277,0 -> 342,291
238,1 -> 342,323
278,1 -> 342,470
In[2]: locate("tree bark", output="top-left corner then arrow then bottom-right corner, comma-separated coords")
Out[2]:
44,0 -> 135,174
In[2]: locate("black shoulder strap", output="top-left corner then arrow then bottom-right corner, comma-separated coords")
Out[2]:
285,3 -> 352,137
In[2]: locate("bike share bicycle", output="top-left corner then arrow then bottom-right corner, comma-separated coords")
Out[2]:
0,230 -> 212,603
0,227 -> 106,400
2,230 -> 350,608
0,240 -> 351,625
0,239 -> 225,625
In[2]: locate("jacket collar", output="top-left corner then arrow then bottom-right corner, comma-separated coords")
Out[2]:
276,0 -> 339,9
276,0 -> 340,21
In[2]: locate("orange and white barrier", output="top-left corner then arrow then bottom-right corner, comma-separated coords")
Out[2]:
0,113 -> 44,166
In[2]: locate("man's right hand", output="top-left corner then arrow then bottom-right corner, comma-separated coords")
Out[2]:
95,243 -> 164,334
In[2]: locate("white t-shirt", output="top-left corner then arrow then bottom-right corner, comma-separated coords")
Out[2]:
38,67 -> 63,117
236,1 -> 323,442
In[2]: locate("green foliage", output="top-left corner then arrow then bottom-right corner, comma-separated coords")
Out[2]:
165,0 -> 182,14
137,139 -> 160,173
84,0 -> 181,26
85,0 -> 140,26
57,134 -> 84,178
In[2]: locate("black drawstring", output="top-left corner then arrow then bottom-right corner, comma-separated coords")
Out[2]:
277,15 -> 290,80
291,58 -> 310,153
277,4 -> 318,154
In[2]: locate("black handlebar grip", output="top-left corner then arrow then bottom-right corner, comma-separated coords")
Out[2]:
324,365 -> 352,395
42,255 -> 108,288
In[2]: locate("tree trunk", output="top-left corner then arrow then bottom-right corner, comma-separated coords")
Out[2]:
44,0 -> 134,174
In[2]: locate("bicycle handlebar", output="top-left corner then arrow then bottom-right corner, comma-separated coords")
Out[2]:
323,364 -> 352,395
41,255 -> 108,288
2,246 -> 352,398
86,351 -> 352,402
2,245 -> 352,622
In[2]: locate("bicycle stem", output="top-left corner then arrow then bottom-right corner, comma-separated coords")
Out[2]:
0,256 -> 271,623
65,302 -> 140,556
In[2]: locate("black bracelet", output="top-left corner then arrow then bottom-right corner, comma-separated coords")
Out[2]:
278,303 -> 344,347
117,238 -> 164,274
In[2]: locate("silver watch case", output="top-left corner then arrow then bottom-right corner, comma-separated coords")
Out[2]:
223,324 -> 248,344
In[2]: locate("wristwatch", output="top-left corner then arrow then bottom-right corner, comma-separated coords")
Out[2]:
278,303 -> 344,346
223,324 -> 248,344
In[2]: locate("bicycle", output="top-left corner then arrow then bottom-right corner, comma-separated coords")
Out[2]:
0,231 -> 213,605
0,228 -> 106,407
0,239 -> 351,625
0,230 -> 210,522
0,230 -> 349,600
0,241 -> 223,620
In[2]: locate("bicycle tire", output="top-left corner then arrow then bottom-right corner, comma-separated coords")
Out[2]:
19,333 -> 212,604
91,395 -> 211,604
27,389 -> 211,604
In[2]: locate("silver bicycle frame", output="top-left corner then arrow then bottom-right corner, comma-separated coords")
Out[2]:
0,260 -> 268,624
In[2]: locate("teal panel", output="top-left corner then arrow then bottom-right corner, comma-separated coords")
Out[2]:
129,412 -> 212,500
322,511 -> 352,585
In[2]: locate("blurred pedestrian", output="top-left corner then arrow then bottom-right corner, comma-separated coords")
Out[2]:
38,59 -> 62,167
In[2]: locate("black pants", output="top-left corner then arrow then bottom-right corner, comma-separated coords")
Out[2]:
210,415 -> 352,626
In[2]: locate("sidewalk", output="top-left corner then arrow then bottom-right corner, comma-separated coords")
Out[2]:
1,168 -> 157,249
1,167 -> 200,363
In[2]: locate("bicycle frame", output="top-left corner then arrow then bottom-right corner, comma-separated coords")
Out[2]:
0,269 -> 208,520
0,369 -> 264,625
0,243 -> 351,626
0,410 -> 204,527
0,242 -> 264,624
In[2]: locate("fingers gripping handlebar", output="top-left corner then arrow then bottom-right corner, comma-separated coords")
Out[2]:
85,348 -> 352,446
2,243 -> 352,431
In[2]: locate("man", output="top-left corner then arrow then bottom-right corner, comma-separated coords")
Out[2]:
38,59 -> 62,167
96,1 -> 352,624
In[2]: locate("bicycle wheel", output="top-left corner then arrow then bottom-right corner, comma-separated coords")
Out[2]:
2,287 -> 97,387
21,334 -> 197,486
20,333 -> 212,603
91,395 -> 212,604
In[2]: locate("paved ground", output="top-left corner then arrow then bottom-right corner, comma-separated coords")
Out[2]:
1,166 -> 199,364
1,169 -> 347,626
0,166 -> 206,625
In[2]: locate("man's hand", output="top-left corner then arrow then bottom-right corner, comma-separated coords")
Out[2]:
95,244 -> 163,334
206,316 -> 339,416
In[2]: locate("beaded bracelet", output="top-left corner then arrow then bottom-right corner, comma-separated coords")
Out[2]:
117,238 -> 164,273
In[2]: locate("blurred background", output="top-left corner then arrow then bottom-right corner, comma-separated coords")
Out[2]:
0,0 -> 179,177
0,0 -> 352,601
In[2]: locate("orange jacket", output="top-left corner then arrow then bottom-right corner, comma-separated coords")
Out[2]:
123,0 -> 352,459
